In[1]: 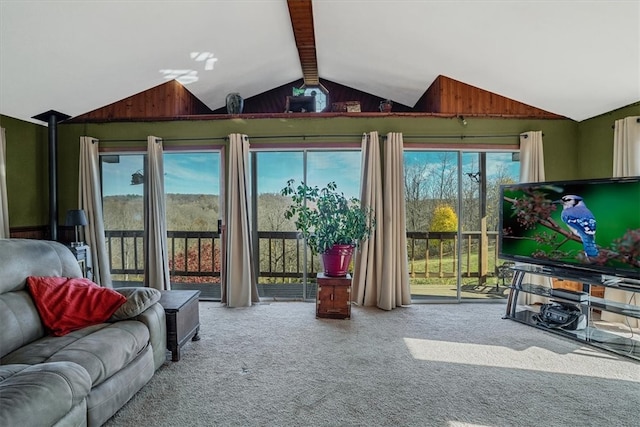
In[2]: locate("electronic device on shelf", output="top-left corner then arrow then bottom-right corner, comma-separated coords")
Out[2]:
498,176 -> 640,282
550,288 -> 589,302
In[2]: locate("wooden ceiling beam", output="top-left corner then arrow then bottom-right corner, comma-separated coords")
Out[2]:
287,0 -> 319,86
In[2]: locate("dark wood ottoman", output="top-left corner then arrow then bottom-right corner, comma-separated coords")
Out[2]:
159,290 -> 201,361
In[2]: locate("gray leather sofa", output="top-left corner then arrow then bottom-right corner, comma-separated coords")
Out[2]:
0,239 -> 167,426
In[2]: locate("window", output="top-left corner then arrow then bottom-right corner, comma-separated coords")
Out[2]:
252,148 -> 361,299
100,150 -> 223,298
302,86 -> 327,112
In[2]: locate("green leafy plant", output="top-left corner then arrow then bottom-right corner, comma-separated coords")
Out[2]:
281,180 -> 375,255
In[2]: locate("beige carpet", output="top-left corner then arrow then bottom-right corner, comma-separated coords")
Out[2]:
104,302 -> 640,427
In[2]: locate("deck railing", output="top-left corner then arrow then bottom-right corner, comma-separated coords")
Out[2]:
105,230 -> 501,283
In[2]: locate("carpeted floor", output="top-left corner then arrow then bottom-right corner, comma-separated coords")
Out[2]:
104,301 -> 640,427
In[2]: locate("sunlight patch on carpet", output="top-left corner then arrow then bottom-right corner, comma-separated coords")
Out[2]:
403,337 -> 639,381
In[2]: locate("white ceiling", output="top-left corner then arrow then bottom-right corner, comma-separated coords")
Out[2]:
1,0 -> 639,124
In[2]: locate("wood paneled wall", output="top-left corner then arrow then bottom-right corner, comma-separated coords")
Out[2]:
9,226 -> 77,243
9,225 -> 48,240
68,75 -> 564,122
70,80 -> 211,121
216,78 -> 411,114
415,75 -> 564,118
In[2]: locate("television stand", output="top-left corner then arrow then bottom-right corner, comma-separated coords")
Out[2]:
504,264 -> 640,361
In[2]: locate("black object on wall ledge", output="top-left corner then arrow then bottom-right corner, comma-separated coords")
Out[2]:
285,96 -> 315,113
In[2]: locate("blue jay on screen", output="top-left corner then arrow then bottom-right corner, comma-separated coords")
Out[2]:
555,195 -> 598,257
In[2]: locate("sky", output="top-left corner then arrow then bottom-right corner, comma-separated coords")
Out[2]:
101,150 -> 520,198
254,150 -> 363,197
102,152 -> 220,197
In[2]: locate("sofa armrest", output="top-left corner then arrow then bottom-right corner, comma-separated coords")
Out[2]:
134,303 -> 167,370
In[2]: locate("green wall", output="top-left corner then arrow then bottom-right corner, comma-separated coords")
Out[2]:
0,112 -> 589,228
0,115 -> 48,227
577,102 -> 640,179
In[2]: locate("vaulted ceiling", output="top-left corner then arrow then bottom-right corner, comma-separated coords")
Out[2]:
1,1 -> 638,124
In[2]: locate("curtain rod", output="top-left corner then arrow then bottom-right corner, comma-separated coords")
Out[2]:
98,133 -> 525,143
249,134 -> 362,140
400,133 -> 524,140
611,117 -> 640,129
245,133 -> 524,140
99,136 -> 228,143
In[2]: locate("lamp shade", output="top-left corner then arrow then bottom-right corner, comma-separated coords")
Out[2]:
65,209 -> 88,226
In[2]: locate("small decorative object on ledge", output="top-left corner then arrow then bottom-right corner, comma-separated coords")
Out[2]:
226,93 -> 244,114
332,101 -> 360,112
379,99 -> 393,112
346,102 -> 361,112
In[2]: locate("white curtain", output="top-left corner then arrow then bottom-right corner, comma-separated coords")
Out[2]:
602,116 -> 640,327
144,136 -> 171,291
78,136 -> 112,287
224,133 -> 259,307
612,116 -> 640,176
352,132 -> 384,307
0,127 -> 9,238
518,131 -> 551,304
379,132 -> 411,310
353,131 -> 410,310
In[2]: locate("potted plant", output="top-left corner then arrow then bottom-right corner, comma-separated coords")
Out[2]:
281,180 -> 375,277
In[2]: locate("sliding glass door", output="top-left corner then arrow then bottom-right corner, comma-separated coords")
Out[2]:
101,154 -> 145,286
404,150 -> 461,300
252,149 -> 361,300
101,151 -> 223,297
100,145 -> 517,303
163,152 -> 222,299
405,149 -> 520,301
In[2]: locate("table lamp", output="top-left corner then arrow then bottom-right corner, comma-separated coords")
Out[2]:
65,209 -> 88,247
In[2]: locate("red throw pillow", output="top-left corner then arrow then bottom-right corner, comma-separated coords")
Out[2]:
27,276 -> 127,336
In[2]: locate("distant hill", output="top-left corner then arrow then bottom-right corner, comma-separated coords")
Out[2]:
103,194 -> 219,231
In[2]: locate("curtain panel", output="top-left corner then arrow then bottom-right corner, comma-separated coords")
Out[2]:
353,132 -> 384,307
603,116 -> 640,327
612,116 -> 640,176
0,127 -> 9,238
353,131 -> 410,310
78,136 -> 112,287
379,132 -> 411,310
225,133 -> 259,307
518,131 -> 551,305
144,136 -> 171,291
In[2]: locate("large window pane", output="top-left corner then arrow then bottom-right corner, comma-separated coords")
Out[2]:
101,154 -> 145,285
405,150 -> 520,301
254,150 -> 361,300
164,152 -> 221,299
255,151 -> 304,290
404,151 -> 460,300
101,151 -> 223,297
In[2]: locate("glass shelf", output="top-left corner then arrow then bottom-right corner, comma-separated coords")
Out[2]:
510,310 -> 640,361
511,264 -> 640,290
514,283 -> 640,320
505,267 -> 640,361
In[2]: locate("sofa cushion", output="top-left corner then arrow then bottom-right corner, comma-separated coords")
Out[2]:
0,290 -> 46,358
110,287 -> 162,321
0,239 -> 83,294
0,362 -> 91,427
27,276 -> 126,336
1,321 -> 150,387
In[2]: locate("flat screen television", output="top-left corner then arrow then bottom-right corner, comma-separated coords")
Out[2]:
499,176 -> 640,281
